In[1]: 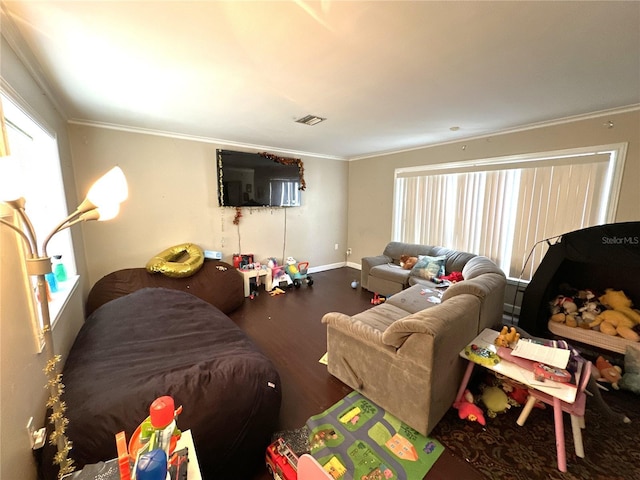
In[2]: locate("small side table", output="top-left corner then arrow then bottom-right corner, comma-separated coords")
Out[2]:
176,429 -> 202,480
455,329 -> 578,473
238,267 -> 272,297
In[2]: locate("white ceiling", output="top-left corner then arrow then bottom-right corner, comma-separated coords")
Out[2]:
2,1 -> 639,160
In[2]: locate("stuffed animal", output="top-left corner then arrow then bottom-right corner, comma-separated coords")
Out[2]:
595,356 -> 623,390
399,255 -> 418,270
453,389 -> 486,425
480,386 -> 511,418
588,289 -> 640,341
494,326 -> 520,348
442,271 -> 464,283
620,345 -> 640,394
549,295 -> 581,327
577,290 -> 602,327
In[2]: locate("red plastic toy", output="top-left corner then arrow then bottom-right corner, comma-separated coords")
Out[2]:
266,438 -> 299,480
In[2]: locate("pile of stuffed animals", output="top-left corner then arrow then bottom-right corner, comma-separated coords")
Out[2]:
549,287 -> 640,342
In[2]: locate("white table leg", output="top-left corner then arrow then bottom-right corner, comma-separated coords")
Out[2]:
516,395 -> 537,426
570,414 -> 585,458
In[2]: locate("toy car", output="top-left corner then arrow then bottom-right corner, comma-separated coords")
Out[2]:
266,438 -> 298,480
284,259 -> 313,288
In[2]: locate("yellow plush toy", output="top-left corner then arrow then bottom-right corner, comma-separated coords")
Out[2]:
588,289 -> 640,341
494,326 -> 520,348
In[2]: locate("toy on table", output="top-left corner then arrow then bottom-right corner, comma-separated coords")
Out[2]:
129,396 -> 182,477
464,344 -> 500,367
453,389 -> 486,425
494,326 -> 520,348
533,363 -> 572,383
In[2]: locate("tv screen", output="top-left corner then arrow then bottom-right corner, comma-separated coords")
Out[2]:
217,149 -> 302,207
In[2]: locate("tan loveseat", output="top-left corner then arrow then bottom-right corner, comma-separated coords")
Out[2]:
323,253 -> 506,436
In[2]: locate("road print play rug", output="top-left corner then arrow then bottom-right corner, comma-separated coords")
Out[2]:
306,391 -> 444,479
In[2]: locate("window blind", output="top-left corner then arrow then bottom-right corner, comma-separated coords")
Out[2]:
393,146 -> 624,281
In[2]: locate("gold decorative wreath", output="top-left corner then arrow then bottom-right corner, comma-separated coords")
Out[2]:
146,243 -> 204,278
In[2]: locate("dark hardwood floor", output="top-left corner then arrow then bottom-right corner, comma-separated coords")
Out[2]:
229,267 -> 484,480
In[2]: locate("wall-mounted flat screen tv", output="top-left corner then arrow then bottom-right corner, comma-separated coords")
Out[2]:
217,149 -> 302,207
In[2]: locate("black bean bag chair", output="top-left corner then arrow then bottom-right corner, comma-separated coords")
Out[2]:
40,288 -> 281,479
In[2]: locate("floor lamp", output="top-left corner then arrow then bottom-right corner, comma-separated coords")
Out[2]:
0,165 -> 128,479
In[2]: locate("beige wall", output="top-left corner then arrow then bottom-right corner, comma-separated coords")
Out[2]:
347,109 -> 640,264
0,35 -> 88,480
68,125 -> 350,287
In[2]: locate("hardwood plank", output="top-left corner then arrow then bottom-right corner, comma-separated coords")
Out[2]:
230,267 -> 483,480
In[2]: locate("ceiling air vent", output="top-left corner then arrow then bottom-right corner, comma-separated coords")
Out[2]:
295,114 -> 326,126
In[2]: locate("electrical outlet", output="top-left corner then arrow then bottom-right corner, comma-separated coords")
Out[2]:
334,243 -> 339,250
346,248 -> 352,256
26,417 -> 46,449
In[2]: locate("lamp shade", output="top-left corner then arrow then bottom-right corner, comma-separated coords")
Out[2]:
86,166 -> 128,209
95,203 -> 120,222
0,155 -> 25,202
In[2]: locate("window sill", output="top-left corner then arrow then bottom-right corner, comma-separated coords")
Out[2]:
36,275 -> 79,353
49,275 -> 79,330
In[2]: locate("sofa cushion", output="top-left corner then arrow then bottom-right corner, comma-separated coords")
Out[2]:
352,303 -> 408,332
411,255 -> 446,280
369,263 -> 411,285
386,284 -> 442,314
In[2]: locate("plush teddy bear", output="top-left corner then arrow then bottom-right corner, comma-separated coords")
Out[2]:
588,289 -> 640,341
494,325 -> 520,348
399,254 -> 418,270
595,356 -> 623,390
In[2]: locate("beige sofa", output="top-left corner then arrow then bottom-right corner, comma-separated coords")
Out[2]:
361,242 -> 479,295
323,253 -> 506,436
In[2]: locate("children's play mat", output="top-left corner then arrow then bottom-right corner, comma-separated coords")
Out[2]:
306,391 -> 444,479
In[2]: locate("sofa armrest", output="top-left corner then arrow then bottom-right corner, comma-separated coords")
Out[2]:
361,254 -> 392,289
441,273 -> 506,331
382,294 -> 481,351
322,311 -> 386,345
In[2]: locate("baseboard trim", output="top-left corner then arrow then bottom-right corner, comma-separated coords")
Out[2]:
307,261 -> 362,274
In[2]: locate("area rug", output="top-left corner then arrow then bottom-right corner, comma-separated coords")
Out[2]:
430,387 -> 640,480
305,391 -> 444,479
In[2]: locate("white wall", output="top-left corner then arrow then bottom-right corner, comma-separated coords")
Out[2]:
346,109 -> 640,264
0,33 -> 87,480
68,125 -> 350,287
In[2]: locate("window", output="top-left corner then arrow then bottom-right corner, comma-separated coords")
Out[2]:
1,92 -> 77,336
270,179 -> 300,207
393,144 -> 626,281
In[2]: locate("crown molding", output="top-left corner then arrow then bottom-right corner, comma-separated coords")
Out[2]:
348,104 -> 640,161
67,118 -> 347,161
